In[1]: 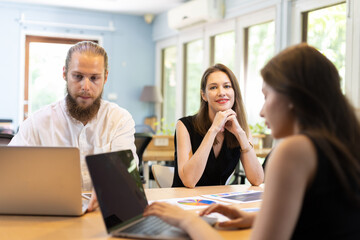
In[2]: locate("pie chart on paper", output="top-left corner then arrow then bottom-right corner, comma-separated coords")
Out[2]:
177,199 -> 216,206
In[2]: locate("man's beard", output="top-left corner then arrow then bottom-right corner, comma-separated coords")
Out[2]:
66,89 -> 102,124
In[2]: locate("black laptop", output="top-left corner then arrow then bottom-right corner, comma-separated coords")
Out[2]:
85,150 -> 189,240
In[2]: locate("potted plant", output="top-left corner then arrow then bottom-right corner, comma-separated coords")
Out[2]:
154,118 -> 175,136
249,121 -> 273,149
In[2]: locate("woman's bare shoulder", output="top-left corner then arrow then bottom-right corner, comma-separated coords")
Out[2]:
268,135 -> 317,183
279,134 -> 315,155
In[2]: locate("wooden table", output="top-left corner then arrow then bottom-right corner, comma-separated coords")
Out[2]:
143,148 -> 271,161
142,135 -> 175,188
255,148 -> 272,158
0,185 -> 262,240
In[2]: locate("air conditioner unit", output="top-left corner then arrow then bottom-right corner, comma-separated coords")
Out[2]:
168,0 -> 225,30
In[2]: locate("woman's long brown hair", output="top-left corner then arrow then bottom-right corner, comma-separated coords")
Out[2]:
261,43 -> 360,205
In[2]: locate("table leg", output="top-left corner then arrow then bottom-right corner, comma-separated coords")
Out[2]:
143,161 -> 149,189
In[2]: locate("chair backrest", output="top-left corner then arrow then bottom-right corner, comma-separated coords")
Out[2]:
151,165 -> 174,188
134,133 -> 153,166
225,171 -> 235,185
0,133 -> 14,146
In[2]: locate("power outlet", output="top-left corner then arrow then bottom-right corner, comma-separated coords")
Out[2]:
107,93 -> 118,101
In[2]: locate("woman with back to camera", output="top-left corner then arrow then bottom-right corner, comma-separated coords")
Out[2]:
172,63 -> 264,188
145,44 -> 360,239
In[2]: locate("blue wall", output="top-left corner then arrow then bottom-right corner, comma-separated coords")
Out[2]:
152,10 -> 178,41
0,2 -> 155,129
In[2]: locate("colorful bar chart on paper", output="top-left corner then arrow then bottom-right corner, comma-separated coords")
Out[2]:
177,199 -> 216,206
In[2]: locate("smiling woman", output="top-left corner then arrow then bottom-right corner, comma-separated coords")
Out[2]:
145,43 -> 360,240
172,63 -> 264,188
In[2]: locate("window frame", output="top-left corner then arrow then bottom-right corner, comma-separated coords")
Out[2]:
236,7 -> 277,104
19,31 -> 102,122
346,0 -> 360,108
178,26 -> 205,117
291,0 -> 345,44
155,37 -> 178,124
154,0 -> 360,122
204,19 -> 236,67
292,0 -> 360,107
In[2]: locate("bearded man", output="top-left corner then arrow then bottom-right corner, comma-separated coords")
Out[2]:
9,41 -> 138,211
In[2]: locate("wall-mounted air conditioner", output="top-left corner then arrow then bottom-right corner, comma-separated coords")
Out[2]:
168,0 -> 225,30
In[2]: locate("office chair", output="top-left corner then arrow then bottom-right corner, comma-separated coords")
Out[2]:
225,171 -> 236,185
134,132 -> 153,184
0,133 -> 14,146
231,161 -> 246,184
151,165 -> 174,188
262,150 -> 272,171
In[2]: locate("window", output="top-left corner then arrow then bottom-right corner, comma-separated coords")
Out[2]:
211,31 -> 235,71
161,46 -> 177,132
184,39 -> 203,116
24,36 -> 97,119
244,21 -> 275,125
302,3 -> 346,91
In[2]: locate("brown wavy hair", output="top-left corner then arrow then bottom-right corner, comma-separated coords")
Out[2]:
261,43 -> 360,205
194,64 -> 249,148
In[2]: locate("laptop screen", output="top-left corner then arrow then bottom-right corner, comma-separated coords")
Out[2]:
86,150 -> 148,233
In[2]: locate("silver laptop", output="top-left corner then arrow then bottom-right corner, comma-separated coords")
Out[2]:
0,146 -> 87,216
86,150 -> 190,240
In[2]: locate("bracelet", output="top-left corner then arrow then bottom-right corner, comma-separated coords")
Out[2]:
241,141 -> 253,153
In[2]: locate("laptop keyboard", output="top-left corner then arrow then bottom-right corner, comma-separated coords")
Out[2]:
123,216 -> 171,235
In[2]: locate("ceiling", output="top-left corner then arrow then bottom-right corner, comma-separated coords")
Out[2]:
1,0 -> 187,15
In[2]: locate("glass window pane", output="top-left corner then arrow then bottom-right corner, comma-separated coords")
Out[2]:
213,31 -> 235,71
29,43 -> 71,114
185,39 -> 203,116
162,46 -> 177,134
246,21 -> 275,125
306,3 -> 346,91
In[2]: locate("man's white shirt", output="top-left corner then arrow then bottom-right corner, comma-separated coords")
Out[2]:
9,97 -> 138,190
